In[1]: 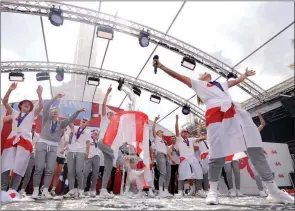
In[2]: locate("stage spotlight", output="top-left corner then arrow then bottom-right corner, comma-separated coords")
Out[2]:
132,86 -> 141,96
117,78 -> 125,91
138,30 -> 149,47
97,25 -> 114,40
226,72 -> 238,80
36,72 -> 50,81
181,56 -> 196,70
9,72 -> 24,82
56,67 -> 64,82
150,94 -> 161,104
87,76 -> 100,86
182,104 -> 191,115
48,6 -> 63,26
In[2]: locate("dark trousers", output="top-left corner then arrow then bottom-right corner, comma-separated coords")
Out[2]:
221,167 -> 230,190
107,167 -> 117,192
153,163 -> 160,191
170,164 -> 179,194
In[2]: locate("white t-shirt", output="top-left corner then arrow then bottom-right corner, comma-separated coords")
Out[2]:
168,145 -> 180,164
175,136 -> 195,158
68,126 -> 91,153
154,135 -> 167,155
88,137 -> 103,158
99,115 -> 110,140
57,134 -> 68,158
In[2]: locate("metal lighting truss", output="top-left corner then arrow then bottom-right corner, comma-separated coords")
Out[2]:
0,0 -> 266,101
0,61 -> 206,120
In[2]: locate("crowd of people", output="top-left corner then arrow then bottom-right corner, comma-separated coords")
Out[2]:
1,58 -> 294,206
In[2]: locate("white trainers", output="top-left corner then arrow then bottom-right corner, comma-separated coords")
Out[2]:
99,189 -> 114,198
267,190 -> 294,204
42,188 -> 53,199
78,190 -> 84,198
50,189 -> 57,197
164,189 -> 173,197
84,191 -> 90,196
19,189 -> 26,197
174,191 -> 184,198
64,189 -> 76,198
196,189 -> 206,198
236,190 -> 244,197
229,189 -> 236,197
206,191 -> 219,205
31,188 -> 39,199
90,191 -> 96,198
259,190 -> 267,197
148,189 -> 155,198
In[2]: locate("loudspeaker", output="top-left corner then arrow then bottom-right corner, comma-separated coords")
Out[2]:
281,96 -> 295,117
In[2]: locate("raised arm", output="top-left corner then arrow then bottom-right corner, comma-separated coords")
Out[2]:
60,108 -> 85,129
257,112 -> 266,132
228,68 -> 256,88
43,93 -> 64,123
102,85 -> 112,116
154,59 -> 192,88
175,114 -> 180,137
197,119 -> 202,137
34,85 -> 44,117
152,115 -> 160,138
2,83 -> 18,115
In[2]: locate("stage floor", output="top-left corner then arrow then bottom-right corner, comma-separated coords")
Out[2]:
2,194 -> 294,210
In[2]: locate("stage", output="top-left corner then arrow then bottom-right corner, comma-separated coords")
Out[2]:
2,194 -> 294,210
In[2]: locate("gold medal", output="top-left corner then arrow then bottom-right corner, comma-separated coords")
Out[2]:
15,127 -> 20,132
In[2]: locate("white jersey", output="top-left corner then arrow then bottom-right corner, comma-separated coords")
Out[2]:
175,136 -> 195,158
99,115 -> 110,140
154,135 -> 167,155
190,79 -> 262,159
168,145 -> 180,164
57,134 -> 68,158
68,126 -> 91,153
88,137 -> 103,159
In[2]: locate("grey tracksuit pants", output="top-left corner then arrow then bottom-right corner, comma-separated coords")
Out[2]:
224,160 -> 241,190
83,155 -> 100,192
155,152 -> 171,190
33,142 -> 58,189
209,147 -> 274,184
21,153 -> 35,190
97,139 -> 114,189
67,152 -> 86,190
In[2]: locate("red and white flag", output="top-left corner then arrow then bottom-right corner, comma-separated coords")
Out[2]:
103,111 -> 150,169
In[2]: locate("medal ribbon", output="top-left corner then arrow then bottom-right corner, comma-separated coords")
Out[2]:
69,132 -> 73,145
183,138 -> 189,147
76,127 -> 86,140
92,137 -> 98,148
51,120 -> 58,133
17,112 -> 29,127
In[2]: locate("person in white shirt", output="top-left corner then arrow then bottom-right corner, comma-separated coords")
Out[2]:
64,118 -> 91,198
174,115 -> 206,198
168,136 -> 180,195
97,85 -> 116,198
19,122 -> 40,196
83,129 -> 101,198
152,115 -> 173,198
50,127 -> 71,196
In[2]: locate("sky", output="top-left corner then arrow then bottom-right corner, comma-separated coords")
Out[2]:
1,1 -> 294,132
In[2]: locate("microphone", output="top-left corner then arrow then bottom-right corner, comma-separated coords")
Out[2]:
153,55 -> 159,74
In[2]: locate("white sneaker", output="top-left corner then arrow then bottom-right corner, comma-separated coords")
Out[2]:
266,190 -> 294,204
206,191 -> 219,205
99,189 -> 114,198
31,188 -> 39,199
148,189 -> 155,198
42,188 -> 53,199
19,189 -> 26,197
78,190 -> 84,198
259,190 -> 267,197
164,189 -> 173,197
84,191 -> 90,196
236,190 -> 244,197
50,189 -> 57,197
90,191 -> 96,198
229,189 -> 236,197
196,189 -> 206,198
64,189 -> 76,198
174,191 -> 184,198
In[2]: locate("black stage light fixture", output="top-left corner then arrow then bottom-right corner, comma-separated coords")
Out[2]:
181,56 -> 196,70
49,6 -> 63,26
56,67 -> 64,82
132,86 -> 141,96
9,72 -> 24,82
226,72 -> 238,80
117,78 -> 125,91
150,94 -> 161,104
87,76 -> 100,86
97,25 -> 114,40
139,30 -> 150,47
182,104 -> 191,115
36,72 -> 50,81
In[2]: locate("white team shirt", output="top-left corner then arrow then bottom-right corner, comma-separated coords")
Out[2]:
68,126 -> 91,153
88,137 -> 103,158
154,135 -> 167,155
99,115 -> 110,140
168,145 -> 180,164
175,136 -> 195,158
57,134 -> 68,158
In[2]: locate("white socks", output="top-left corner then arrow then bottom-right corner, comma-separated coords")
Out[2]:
209,181 -> 218,192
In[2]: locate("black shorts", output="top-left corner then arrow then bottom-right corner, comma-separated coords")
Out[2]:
56,156 -> 66,165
